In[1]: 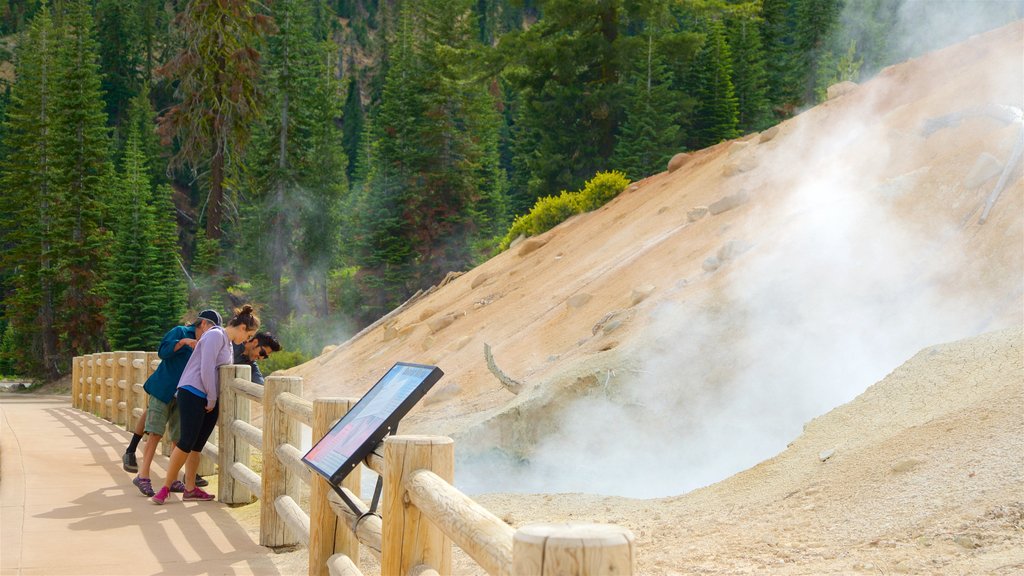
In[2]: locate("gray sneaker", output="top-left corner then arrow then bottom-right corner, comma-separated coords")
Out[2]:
122,452 -> 138,473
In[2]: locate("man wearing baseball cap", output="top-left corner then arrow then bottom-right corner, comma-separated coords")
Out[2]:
122,310 -> 221,496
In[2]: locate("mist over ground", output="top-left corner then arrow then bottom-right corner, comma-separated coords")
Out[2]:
455,11 -> 1024,498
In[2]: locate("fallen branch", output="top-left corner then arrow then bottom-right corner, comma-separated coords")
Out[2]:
484,343 -> 523,395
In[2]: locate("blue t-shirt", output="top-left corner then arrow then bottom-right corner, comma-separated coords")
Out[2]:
142,324 -> 198,404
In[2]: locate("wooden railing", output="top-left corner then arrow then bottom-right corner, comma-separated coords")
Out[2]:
72,352 -> 635,576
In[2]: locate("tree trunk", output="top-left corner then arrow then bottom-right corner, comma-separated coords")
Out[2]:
207,148 -> 224,239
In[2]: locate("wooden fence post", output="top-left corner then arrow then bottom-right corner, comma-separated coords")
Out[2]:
127,352 -> 146,432
308,397 -> 356,576
261,375 -> 303,547
512,524 -> 635,576
101,352 -> 114,421
112,352 -> 127,426
71,356 -> 82,409
86,353 -> 98,414
382,435 -> 454,576
218,364 -> 253,504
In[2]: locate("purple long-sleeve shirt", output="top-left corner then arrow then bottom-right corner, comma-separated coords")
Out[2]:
177,326 -> 233,410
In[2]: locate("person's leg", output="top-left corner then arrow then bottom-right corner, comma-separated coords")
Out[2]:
153,390 -> 201,504
122,408 -> 148,472
181,404 -> 218,501
152,446 -> 189,504
183,452 -> 202,491
132,400 -> 170,496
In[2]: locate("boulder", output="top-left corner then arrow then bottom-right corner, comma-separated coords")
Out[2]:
667,152 -> 691,173
826,80 -> 858,100
708,190 -> 750,215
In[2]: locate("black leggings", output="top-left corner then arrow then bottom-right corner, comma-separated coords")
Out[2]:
176,388 -> 219,453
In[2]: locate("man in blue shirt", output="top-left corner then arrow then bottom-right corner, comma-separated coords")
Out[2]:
123,310 -> 221,496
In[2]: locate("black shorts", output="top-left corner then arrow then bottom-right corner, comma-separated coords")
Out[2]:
176,388 -> 218,453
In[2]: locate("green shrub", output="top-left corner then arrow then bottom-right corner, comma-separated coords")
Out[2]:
497,171 -> 631,252
260,350 -> 310,376
577,171 -> 630,211
499,191 -> 580,250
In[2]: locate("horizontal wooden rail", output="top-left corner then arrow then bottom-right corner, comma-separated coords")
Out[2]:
230,461 -> 262,494
276,494 -> 311,545
276,392 -> 313,427
276,443 -> 311,486
406,469 -> 513,576
327,489 -> 383,558
234,378 -> 265,402
231,419 -> 263,450
327,554 -> 364,576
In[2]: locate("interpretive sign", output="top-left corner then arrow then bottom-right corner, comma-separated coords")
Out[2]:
302,362 -> 444,485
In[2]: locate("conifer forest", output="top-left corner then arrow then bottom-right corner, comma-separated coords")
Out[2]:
0,0 -> 1020,380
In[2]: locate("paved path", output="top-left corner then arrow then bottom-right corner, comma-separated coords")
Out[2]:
0,394 -> 291,576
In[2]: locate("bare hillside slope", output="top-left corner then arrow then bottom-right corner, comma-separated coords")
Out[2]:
283,21 -> 1023,574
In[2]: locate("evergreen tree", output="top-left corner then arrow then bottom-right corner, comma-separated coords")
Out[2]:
96,0 -> 141,131
612,51 -> 682,180
689,16 -> 740,148
351,0 -> 506,322
149,182 -> 187,333
499,0 -> 625,204
125,83 -> 167,189
726,7 -> 771,132
106,128 -> 162,350
52,0 -> 115,357
157,0 -> 272,241
793,0 -> 842,104
759,0 -> 799,117
0,5 -> 62,377
242,0 -> 347,320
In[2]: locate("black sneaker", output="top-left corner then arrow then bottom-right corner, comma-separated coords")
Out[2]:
195,474 -> 209,487
122,452 -> 138,473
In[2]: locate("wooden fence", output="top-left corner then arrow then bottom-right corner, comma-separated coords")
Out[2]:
72,352 -> 635,576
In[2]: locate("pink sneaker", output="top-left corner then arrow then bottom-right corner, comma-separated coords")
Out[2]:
182,487 -> 215,502
151,485 -> 170,505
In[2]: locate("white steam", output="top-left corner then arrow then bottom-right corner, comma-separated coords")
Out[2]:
456,11 -> 1023,498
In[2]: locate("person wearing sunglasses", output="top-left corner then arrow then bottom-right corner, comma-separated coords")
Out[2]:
233,331 -> 282,385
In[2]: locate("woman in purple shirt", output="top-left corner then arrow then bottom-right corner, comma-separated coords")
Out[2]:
152,304 -> 260,504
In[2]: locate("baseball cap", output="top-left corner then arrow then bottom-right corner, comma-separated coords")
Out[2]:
197,309 -> 222,326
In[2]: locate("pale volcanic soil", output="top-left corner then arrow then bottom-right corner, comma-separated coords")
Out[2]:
271,21 -> 1024,575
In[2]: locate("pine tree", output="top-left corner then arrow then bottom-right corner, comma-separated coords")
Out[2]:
241,0 -> 348,319
689,16 -> 740,148
52,0 -> 116,358
727,7 -> 771,132
157,0 -> 272,241
106,128 -> 161,350
793,0 -> 842,104
499,0 -> 625,205
759,0 -> 799,118
351,0 -> 506,322
0,5 -> 63,377
96,0 -> 141,131
611,2 -> 689,180
149,182 -> 187,334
